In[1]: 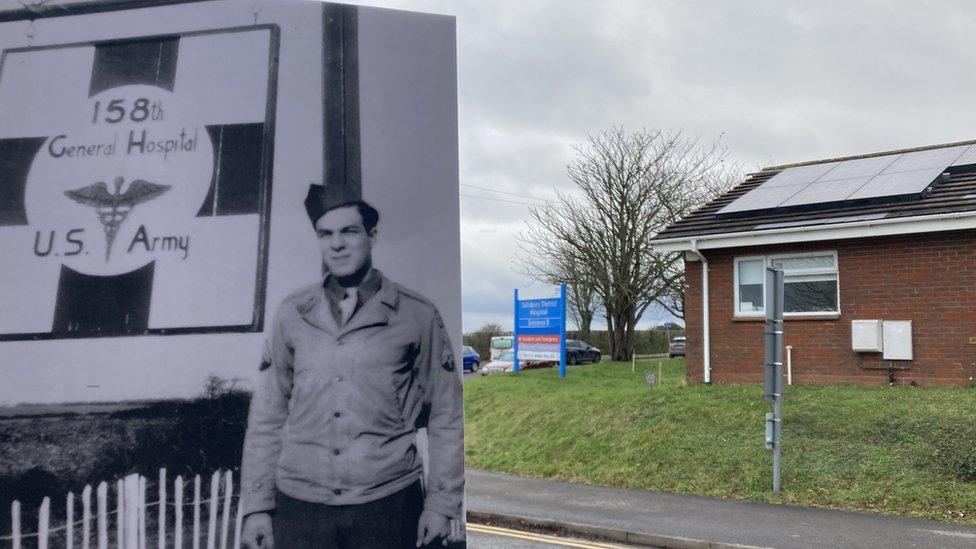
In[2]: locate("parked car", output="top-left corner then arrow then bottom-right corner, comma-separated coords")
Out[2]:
482,350 -> 515,375
669,336 -> 686,358
462,345 -> 480,372
480,351 -> 551,375
566,339 -> 601,365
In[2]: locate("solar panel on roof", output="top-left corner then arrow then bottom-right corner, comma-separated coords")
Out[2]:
778,177 -> 872,208
884,146 -> 967,172
817,156 -> 895,181
847,167 -> 946,200
948,144 -> 976,167
717,145 -> 965,217
759,162 -> 838,188
716,184 -> 808,214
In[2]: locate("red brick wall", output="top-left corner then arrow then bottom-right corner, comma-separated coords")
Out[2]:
684,229 -> 976,387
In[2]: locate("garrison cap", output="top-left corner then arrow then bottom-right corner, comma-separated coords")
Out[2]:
304,183 -> 359,226
304,183 -> 380,232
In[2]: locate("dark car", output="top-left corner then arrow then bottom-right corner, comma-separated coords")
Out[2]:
669,336 -> 686,358
566,339 -> 601,365
462,345 -> 480,372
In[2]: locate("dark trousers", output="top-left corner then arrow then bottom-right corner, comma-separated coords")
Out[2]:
273,481 -> 424,549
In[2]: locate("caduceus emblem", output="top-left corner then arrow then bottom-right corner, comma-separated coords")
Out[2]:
63,176 -> 171,261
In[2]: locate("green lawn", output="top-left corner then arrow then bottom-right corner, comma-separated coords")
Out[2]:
463,359 -> 976,523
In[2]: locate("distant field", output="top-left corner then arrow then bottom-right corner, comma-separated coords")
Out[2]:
463,359 -> 976,524
0,402 -> 145,418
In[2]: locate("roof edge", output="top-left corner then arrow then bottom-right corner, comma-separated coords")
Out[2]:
757,138 -> 976,174
651,209 -> 976,252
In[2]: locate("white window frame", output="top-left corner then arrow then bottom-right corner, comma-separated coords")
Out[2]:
733,251 -> 840,318
733,255 -> 767,317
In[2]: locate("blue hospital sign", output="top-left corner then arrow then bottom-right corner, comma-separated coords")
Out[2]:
0,27 -> 278,340
514,284 -> 568,377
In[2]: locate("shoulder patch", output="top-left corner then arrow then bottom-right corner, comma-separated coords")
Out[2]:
441,346 -> 456,372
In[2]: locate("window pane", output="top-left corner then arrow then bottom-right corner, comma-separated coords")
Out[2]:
784,275 -> 838,312
739,259 -> 764,284
771,255 -> 834,270
738,259 -> 764,312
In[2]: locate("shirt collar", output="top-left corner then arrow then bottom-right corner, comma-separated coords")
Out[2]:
323,268 -> 382,306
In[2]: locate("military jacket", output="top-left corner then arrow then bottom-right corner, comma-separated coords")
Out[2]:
240,272 -> 464,519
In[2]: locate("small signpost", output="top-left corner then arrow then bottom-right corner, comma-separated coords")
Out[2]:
513,284 -> 567,377
763,267 -> 785,494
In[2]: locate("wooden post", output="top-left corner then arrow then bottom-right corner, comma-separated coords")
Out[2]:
116,480 -> 125,549
97,482 -> 108,549
95,481 -> 108,549
38,496 -> 50,549
82,484 -> 92,549
659,361 -> 663,387
233,491 -> 243,549
159,469 -> 167,549
175,476 -> 185,549
66,492 -> 75,549
11,500 -> 21,549
124,474 -> 140,549
220,471 -> 232,549
206,472 -> 219,549
139,476 -> 147,549
193,475 -> 202,549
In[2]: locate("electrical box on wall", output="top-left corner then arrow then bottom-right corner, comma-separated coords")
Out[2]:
852,320 -> 883,352
882,321 -> 913,360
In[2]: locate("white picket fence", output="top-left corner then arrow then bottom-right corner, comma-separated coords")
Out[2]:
2,469 -> 244,549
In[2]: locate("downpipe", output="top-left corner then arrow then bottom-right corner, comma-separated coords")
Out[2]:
688,239 -> 711,384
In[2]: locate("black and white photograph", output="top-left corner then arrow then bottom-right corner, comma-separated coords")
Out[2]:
1,0 -> 464,547
4,1 -> 976,548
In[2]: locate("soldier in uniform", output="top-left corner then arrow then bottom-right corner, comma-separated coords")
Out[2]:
240,184 -> 464,549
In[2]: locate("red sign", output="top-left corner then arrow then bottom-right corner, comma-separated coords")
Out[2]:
518,334 -> 559,345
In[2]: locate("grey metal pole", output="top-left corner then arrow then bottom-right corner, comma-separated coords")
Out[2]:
773,390 -> 782,493
764,267 -> 784,495
772,269 -> 784,495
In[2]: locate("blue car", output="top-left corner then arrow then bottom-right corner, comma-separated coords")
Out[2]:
462,345 -> 480,372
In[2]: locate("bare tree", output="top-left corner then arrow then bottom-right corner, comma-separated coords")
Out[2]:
565,280 -> 601,342
518,127 -> 737,360
654,260 -> 685,320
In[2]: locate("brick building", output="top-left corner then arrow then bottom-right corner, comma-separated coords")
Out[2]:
652,141 -> 976,387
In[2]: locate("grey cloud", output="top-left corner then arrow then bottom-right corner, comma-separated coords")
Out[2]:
347,0 -> 976,333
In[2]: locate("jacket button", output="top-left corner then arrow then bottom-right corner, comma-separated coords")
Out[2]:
254,482 -> 262,489
333,488 -> 342,495
333,448 -> 341,455
334,412 -> 341,418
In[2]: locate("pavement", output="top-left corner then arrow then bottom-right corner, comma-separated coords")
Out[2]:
464,469 -> 976,548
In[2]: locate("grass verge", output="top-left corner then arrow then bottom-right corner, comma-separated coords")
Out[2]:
463,359 -> 976,523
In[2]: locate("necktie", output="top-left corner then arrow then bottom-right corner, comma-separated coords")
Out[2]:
339,288 -> 357,325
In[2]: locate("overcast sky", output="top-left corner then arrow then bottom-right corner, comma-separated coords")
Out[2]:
346,0 -> 976,333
